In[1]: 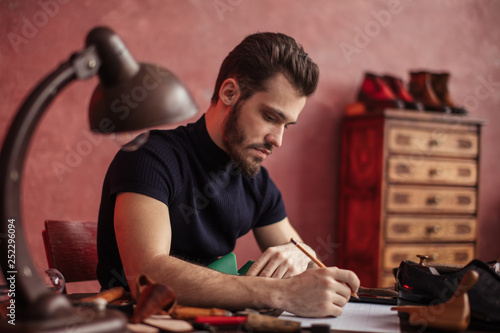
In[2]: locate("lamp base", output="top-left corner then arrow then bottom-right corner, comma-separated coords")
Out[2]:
0,307 -> 127,333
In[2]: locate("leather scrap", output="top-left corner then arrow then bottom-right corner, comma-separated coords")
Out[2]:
130,274 -> 177,323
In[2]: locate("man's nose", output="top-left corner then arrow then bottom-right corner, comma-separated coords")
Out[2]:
265,126 -> 285,148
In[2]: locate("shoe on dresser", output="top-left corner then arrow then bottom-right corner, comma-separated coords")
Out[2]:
356,72 -> 404,111
408,71 -> 452,113
431,72 -> 468,115
382,75 -> 423,111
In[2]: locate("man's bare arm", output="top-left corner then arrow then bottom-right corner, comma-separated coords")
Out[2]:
114,192 -> 271,308
246,218 -> 318,278
253,217 -> 303,251
114,192 -> 359,316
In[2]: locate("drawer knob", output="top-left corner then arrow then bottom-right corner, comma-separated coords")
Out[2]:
428,139 -> 442,147
426,196 -> 441,205
429,168 -> 443,177
426,225 -> 441,234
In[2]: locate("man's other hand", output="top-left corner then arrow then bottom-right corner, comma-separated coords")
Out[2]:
246,242 -> 312,278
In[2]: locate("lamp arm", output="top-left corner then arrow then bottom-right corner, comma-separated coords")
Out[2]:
0,46 -> 100,319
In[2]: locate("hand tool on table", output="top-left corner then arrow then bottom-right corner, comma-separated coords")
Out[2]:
170,304 -> 231,319
194,312 -> 301,332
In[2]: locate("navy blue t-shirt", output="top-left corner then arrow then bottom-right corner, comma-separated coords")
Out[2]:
96,115 -> 287,290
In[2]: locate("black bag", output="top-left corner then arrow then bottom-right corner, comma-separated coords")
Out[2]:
395,259 -> 500,330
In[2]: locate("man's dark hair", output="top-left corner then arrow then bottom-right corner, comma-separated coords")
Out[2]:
211,32 -> 319,105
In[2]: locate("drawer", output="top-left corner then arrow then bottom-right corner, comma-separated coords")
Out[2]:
386,185 -> 476,213
387,126 -> 478,158
387,156 -> 477,186
383,244 -> 474,270
380,271 -> 397,288
386,216 -> 476,242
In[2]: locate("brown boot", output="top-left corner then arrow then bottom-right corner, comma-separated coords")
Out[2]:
431,72 -> 467,115
408,71 -> 450,113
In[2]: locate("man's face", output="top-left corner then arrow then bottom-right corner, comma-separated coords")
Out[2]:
222,73 -> 307,177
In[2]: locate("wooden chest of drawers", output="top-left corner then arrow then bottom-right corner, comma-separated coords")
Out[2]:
337,109 -> 485,288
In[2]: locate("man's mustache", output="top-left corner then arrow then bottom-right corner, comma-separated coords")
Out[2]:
248,143 -> 274,155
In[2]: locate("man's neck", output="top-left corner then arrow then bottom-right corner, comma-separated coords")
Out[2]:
204,104 -> 229,153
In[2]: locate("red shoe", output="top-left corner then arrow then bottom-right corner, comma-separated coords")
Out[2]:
356,72 -> 404,111
382,75 -> 423,111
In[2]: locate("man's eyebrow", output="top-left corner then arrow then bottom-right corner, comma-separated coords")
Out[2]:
261,104 -> 297,125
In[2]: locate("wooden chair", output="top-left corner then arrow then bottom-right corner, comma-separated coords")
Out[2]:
42,220 -> 99,284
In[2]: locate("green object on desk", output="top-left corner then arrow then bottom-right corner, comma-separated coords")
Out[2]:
237,260 -> 254,275
207,253 -> 254,276
207,252 -> 238,275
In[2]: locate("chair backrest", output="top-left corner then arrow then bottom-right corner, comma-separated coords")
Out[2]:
42,220 -> 98,283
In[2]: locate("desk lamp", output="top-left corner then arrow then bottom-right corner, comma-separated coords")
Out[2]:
0,27 -> 198,332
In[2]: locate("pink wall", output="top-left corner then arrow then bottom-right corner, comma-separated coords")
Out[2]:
1,0 -> 499,292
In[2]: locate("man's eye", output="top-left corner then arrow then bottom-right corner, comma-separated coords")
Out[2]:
264,114 -> 275,122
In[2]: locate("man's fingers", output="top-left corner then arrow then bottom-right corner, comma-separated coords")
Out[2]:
245,261 -> 264,276
245,256 -> 289,278
246,244 -> 313,279
258,261 -> 281,277
336,281 -> 353,301
331,292 -> 349,309
328,267 -> 360,294
246,248 -> 282,277
246,254 -> 273,276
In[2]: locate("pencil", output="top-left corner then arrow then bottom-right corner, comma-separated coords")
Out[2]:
290,237 -> 359,299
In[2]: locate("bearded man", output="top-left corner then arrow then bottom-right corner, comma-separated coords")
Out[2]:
96,32 -> 359,317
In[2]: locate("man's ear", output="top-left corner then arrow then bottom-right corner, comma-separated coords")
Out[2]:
219,78 -> 240,106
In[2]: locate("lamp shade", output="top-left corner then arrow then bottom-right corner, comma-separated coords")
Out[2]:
86,27 -> 198,133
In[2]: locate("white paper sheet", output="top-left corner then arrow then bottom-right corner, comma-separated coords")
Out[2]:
279,302 -> 401,333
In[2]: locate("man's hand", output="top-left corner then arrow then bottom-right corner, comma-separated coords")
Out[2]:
245,242 -> 313,278
276,267 -> 360,317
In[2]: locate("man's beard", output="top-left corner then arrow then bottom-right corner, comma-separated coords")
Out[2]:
222,100 -> 272,178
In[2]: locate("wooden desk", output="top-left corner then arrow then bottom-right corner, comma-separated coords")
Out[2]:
4,292 -> 496,332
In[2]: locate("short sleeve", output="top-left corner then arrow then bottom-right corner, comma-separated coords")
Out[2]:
106,142 -> 175,207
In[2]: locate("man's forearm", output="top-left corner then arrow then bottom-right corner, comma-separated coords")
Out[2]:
134,253 -> 360,317
140,254 -> 283,311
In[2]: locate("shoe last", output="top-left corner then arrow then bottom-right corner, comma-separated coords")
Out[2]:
395,259 -> 500,329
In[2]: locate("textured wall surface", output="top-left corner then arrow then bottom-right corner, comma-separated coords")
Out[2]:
1,0 -> 499,292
